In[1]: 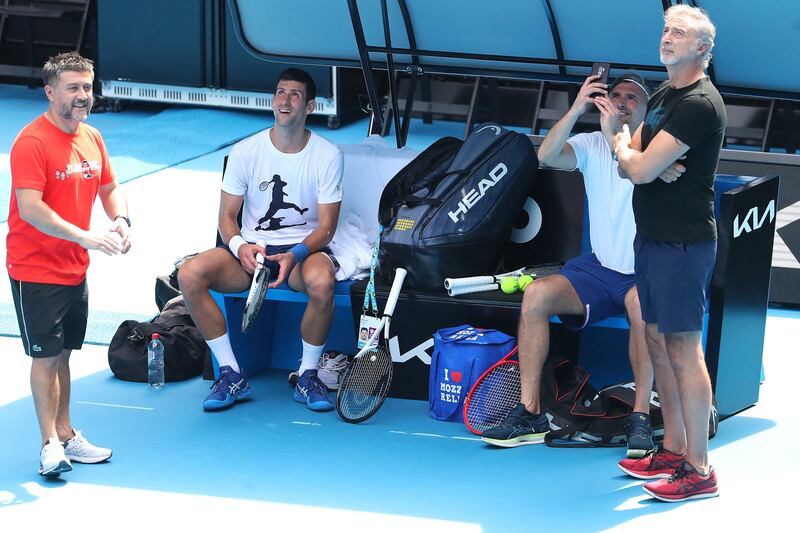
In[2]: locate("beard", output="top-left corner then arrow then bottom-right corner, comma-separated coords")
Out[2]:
56,98 -> 93,122
660,51 -> 679,66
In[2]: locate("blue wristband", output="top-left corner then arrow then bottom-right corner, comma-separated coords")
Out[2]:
289,243 -> 310,264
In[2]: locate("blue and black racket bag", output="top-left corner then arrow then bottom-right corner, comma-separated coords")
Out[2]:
377,123 -> 538,290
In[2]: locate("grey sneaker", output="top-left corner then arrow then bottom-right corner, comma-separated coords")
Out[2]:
481,403 -> 550,447
317,351 -> 349,391
63,430 -> 112,464
626,412 -> 656,458
40,437 -> 72,477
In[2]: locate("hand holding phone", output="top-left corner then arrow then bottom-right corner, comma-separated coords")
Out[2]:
590,62 -> 610,98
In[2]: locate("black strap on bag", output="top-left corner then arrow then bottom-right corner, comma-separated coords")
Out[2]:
108,296 -> 208,382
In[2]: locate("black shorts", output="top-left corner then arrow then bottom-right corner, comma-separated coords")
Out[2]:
9,277 -> 89,358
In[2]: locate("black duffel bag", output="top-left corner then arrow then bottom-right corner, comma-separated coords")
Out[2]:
378,122 -> 538,290
108,295 -> 208,382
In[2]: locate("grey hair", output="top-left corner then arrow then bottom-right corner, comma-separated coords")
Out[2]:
664,4 -> 716,69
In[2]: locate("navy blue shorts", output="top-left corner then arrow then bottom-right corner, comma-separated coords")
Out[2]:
557,253 -> 635,330
634,235 -> 716,333
218,242 -> 338,282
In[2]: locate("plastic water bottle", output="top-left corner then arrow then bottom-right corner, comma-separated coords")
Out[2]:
148,333 -> 165,389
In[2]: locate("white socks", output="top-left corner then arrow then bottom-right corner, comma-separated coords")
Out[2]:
206,334 -> 240,373
298,339 -> 325,375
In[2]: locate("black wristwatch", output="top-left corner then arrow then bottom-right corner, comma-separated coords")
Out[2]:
114,215 -> 131,227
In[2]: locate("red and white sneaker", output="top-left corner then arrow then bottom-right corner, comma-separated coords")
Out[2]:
643,461 -> 719,502
618,447 -> 685,480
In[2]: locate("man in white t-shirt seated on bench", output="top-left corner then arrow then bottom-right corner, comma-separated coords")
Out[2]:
179,68 -> 346,413
483,73 -> 683,458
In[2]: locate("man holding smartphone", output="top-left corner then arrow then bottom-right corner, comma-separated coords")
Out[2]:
612,5 -> 724,502
482,71 -> 682,459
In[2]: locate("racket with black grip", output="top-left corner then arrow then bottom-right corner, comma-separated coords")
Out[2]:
336,268 -> 407,423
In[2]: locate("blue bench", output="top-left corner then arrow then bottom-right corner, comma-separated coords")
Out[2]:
209,280 -> 355,378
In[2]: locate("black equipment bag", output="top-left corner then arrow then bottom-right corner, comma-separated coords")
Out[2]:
541,357 -> 719,447
378,123 -> 538,290
108,296 -> 209,382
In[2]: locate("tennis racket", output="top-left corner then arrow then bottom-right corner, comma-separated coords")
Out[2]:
336,267 -> 407,423
445,263 -> 562,296
241,239 -> 270,333
463,346 -> 521,435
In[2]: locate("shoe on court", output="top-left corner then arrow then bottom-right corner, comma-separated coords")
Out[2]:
293,369 -> 334,411
618,447 -> 685,480
643,461 -> 719,502
63,430 -> 112,463
39,438 -> 72,477
203,366 -> 253,411
625,411 -> 656,458
317,351 -> 349,391
480,403 -> 550,447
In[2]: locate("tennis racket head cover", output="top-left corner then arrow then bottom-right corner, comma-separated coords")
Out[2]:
336,268 -> 407,423
463,347 -> 521,435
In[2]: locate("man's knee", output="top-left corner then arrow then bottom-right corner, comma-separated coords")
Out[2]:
520,277 -> 568,319
664,332 -> 704,363
178,250 -> 230,294
301,262 -> 335,302
32,354 -> 61,372
177,256 -> 205,294
624,287 -> 645,329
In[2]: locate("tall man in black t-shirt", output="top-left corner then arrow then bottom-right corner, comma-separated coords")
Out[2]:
611,5 -> 725,502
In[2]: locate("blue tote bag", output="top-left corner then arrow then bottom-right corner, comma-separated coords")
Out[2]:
429,325 -> 516,422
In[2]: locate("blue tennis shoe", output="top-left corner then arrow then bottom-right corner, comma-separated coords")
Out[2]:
203,366 -> 253,411
294,369 -> 334,411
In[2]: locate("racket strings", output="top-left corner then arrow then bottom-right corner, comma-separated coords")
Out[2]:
242,267 -> 269,332
338,346 -> 392,420
466,362 -> 522,433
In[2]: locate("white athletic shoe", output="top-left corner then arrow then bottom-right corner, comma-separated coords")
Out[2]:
39,437 -> 72,477
63,430 -> 112,464
317,351 -> 349,391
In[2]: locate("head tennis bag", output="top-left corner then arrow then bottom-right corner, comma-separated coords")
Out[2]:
378,123 -> 538,290
429,325 -> 516,423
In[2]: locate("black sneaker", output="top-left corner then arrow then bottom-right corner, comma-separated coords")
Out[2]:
481,403 -> 550,447
626,411 -> 656,458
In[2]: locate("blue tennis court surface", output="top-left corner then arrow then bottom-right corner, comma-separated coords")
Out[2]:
0,83 -> 797,532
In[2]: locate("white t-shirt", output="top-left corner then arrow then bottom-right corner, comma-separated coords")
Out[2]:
566,131 -> 636,274
222,128 -> 343,246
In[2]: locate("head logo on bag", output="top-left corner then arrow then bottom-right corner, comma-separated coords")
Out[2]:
475,124 -> 502,135
448,163 -> 508,223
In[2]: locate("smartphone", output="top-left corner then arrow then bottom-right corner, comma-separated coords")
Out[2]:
590,62 -> 610,97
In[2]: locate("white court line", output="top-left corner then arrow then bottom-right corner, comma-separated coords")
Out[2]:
291,421 -> 322,426
76,401 -> 153,411
389,430 -> 481,442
